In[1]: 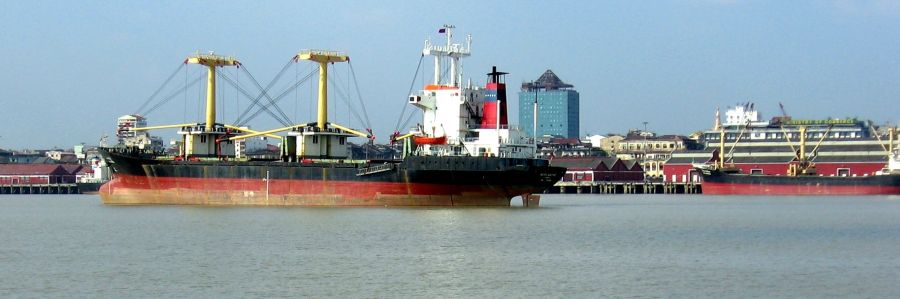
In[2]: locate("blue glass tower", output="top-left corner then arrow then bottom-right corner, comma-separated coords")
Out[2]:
518,70 -> 579,138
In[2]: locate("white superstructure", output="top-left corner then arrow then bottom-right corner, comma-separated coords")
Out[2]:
406,25 -> 535,158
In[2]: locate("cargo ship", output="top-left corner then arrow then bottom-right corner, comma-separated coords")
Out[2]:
666,103 -> 894,183
699,126 -> 900,195
98,26 -> 565,206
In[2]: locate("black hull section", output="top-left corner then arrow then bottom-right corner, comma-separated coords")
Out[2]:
700,168 -> 900,195
98,148 -> 566,205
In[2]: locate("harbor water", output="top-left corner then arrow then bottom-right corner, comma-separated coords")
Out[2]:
2,194 -> 900,297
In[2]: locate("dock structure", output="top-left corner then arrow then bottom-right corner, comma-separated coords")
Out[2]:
0,184 -> 80,195
549,181 -> 702,194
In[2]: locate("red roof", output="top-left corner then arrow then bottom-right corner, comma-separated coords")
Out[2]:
60,164 -> 85,174
0,164 -> 69,175
550,157 -> 644,172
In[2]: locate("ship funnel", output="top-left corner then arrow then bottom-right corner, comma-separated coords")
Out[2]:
481,66 -> 509,128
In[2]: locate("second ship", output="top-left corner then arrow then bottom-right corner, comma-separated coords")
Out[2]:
99,26 -> 565,206
699,126 -> 900,195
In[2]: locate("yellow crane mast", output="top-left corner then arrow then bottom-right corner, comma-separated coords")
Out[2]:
185,53 -> 240,132
295,50 -> 349,130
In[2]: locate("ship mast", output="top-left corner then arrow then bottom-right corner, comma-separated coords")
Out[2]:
185,52 -> 240,132
423,24 -> 471,87
799,126 -> 807,165
296,50 -> 349,130
718,128 -> 726,169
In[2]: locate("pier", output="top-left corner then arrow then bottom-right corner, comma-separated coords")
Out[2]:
549,181 -> 702,194
0,184 -> 81,195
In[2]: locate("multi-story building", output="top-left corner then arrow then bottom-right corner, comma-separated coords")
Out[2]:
116,114 -> 164,151
614,130 -> 699,179
518,70 -> 579,138
116,114 -> 148,145
699,103 -> 874,146
536,137 -> 603,159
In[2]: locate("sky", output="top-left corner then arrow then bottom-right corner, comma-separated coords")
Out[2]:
2,0 -> 900,149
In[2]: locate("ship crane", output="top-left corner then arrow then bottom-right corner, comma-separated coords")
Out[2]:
781,125 -> 834,176
771,102 -> 792,125
186,53 -> 240,132
230,50 -> 373,161
126,49 -> 374,161
127,52 -> 293,159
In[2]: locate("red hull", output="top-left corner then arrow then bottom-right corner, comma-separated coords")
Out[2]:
702,181 -> 900,195
100,174 -> 526,206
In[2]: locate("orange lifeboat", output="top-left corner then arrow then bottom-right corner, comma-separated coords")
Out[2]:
413,135 -> 447,145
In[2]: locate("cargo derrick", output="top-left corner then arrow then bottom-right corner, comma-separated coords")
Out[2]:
230,50 -> 371,162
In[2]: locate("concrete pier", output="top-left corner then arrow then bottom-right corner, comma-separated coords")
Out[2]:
549,181 -> 702,194
0,184 -> 80,195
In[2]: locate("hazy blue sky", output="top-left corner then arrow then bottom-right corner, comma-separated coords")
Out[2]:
2,0 -> 899,149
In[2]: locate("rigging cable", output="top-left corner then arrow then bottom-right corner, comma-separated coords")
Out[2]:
182,63 -> 188,122
393,54 -> 424,134
232,66 -> 319,126
216,70 -> 292,127
329,71 -> 367,129
348,61 -> 372,129
235,66 -> 317,126
231,60 -> 293,125
197,71 -> 204,121
236,63 -> 295,125
135,63 -> 185,115
293,59 -> 299,122
143,75 -> 203,116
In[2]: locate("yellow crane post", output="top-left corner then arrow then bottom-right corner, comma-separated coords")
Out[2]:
185,53 -> 240,132
295,50 -> 349,130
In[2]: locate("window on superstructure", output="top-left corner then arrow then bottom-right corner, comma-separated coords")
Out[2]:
837,168 -> 850,177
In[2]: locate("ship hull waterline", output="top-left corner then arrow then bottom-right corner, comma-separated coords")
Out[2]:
99,174 -> 546,206
700,169 -> 900,196
98,149 -> 565,206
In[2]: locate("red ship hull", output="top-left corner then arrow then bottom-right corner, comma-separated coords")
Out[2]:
100,174 -> 542,206
702,181 -> 900,195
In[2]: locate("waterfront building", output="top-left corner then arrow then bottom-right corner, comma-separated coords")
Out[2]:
116,114 -> 164,151
664,103 -> 895,183
0,149 -> 11,163
518,70 -> 579,138
44,150 -> 77,163
583,134 -> 606,148
699,103 -> 874,146
0,164 -> 84,185
550,157 -> 644,182
116,114 -> 147,145
614,130 -> 698,180
536,137 -> 603,158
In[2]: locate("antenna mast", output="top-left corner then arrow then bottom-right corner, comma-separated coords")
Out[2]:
423,24 -> 471,87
